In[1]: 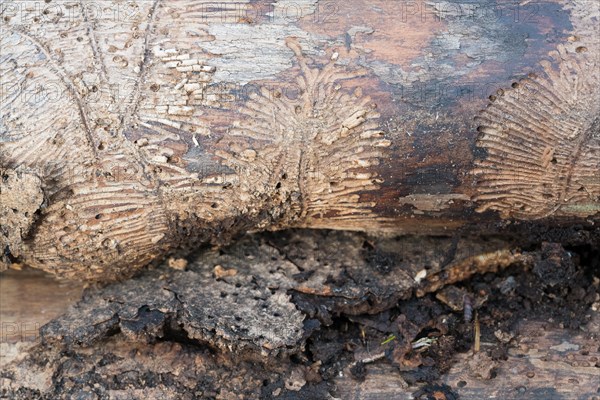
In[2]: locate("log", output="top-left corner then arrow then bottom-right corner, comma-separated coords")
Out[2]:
1,0 -> 599,280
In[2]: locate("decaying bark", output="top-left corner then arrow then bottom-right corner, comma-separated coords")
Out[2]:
6,320 -> 600,400
1,230 -> 599,399
1,0 -> 599,280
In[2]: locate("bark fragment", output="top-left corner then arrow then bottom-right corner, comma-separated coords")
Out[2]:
1,229 -> 599,399
0,168 -> 45,270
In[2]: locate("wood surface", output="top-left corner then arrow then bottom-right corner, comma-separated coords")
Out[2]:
0,269 -> 83,344
1,0 -> 599,281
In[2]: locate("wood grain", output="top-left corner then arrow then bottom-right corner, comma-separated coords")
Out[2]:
1,0 -> 598,280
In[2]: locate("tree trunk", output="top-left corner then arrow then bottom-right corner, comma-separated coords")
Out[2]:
1,0 -> 598,280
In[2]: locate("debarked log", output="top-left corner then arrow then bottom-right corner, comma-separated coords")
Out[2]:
0,0 -> 599,281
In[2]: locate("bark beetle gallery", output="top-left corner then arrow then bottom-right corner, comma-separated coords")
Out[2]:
0,0 -> 598,281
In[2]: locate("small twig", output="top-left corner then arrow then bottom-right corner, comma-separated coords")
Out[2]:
412,337 -> 438,352
381,334 -> 396,345
474,311 -> 480,353
349,351 -> 386,369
